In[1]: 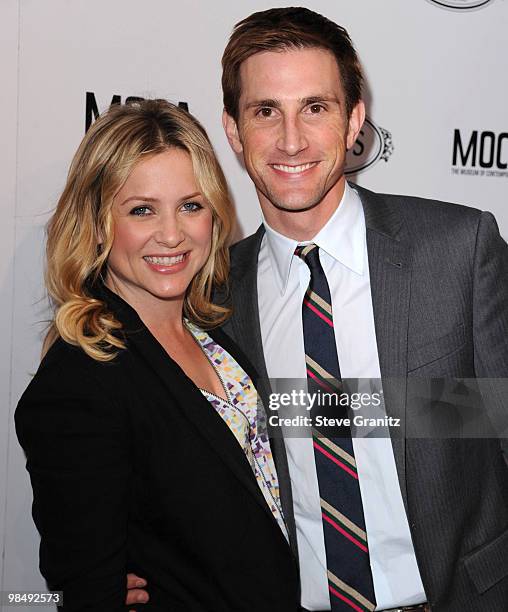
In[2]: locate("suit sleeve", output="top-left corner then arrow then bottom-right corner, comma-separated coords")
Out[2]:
472,211 -> 508,453
15,357 -> 130,611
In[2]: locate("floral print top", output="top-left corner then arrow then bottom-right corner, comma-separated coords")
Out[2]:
185,320 -> 288,541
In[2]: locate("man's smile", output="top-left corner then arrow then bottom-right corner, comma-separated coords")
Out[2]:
270,162 -> 318,174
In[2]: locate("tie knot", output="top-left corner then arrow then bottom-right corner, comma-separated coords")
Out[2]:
295,243 -> 322,273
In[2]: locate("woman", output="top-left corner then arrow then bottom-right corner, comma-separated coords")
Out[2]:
15,100 -> 298,611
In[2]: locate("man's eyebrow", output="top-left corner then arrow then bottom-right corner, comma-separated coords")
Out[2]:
244,98 -> 281,110
302,95 -> 341,105
243,95 -> 341,111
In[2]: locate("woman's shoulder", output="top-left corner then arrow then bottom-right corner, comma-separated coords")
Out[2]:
19,337 -> 126,412
40,336 -> 117,376
15,336 -> 132,446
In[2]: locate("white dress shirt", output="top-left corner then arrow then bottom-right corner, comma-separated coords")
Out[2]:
257,183 -> 427,610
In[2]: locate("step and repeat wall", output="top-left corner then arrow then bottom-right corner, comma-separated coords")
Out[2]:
1,0 -> 506,608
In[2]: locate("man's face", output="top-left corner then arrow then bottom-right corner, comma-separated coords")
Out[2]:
223,47 -> 364,233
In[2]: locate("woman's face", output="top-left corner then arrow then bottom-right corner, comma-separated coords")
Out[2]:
105,148 -> 213,313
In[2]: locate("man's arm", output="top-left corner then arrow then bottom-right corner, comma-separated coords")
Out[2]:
472,211 -> 508,456
473,211 -> 508,376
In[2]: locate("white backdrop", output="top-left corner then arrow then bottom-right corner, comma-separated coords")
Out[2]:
1,0 -> 507,608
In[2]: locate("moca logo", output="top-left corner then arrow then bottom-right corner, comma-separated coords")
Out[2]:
345,117 -> 393,175
426,0 -> 495,11
85,92 -> 189,131
452,129 -> 508,177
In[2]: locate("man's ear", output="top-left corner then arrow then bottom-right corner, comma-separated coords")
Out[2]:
346,100 -> 366,151
222,110 -> 243,154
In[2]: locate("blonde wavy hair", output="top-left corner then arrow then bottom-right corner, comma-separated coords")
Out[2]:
45,99 -> 233,361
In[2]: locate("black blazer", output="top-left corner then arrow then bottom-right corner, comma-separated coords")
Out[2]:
15,285 -> 299,611
219,185 -> 508,612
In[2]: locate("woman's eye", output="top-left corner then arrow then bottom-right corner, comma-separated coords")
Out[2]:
181,201 -> 203,213
129,206 -> 152,216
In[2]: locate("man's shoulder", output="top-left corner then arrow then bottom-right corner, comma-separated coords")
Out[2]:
354,184 -> 485,241
229,224 -> 265,272
354,185 -> 482,220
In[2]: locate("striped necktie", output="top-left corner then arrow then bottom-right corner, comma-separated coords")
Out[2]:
295,243 -> 376,612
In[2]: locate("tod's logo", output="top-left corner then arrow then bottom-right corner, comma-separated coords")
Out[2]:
345,117 -> 394,176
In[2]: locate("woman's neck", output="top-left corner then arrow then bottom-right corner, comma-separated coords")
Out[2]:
104,275 -> 186,339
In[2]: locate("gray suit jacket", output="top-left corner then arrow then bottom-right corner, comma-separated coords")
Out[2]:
218,184 -> 508,611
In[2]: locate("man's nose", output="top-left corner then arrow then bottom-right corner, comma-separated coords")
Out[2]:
154,214 -> 184,247
276,115 -> 308,156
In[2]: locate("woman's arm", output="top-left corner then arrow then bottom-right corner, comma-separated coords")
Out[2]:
15,349 -> 131,611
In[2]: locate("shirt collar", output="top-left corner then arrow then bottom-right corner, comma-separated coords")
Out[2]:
262,182 -> 366,295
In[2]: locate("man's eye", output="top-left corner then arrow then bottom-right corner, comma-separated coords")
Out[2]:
129,206 -> 151,216
257,107 -> 273,118
308,104 -> 325,114
181,201 -> 203,213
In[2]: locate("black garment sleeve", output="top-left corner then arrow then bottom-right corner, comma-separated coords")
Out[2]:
15,352 -> 131,611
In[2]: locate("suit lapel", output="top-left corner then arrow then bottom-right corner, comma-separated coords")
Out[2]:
96,285 -> 278,524
227,228 -> 299,558
355,185 -> 411,511
228,227 -> 270,387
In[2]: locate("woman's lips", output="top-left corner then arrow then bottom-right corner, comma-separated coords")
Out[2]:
143,252 -> 189,272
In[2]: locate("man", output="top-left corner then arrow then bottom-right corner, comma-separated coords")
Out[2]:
128,7 -> 508,611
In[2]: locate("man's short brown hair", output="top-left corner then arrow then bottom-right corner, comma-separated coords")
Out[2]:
222,7 -> 363,122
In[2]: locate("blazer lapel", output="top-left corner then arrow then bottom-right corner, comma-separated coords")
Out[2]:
355,184 -> 412,511
96,285 -> 278,523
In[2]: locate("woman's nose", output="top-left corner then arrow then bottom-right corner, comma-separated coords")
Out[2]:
153,214 -> 184,247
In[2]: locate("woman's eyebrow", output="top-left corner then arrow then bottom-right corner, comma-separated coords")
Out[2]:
119,196 -> 158,206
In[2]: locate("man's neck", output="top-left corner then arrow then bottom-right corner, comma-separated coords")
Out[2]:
260,179 -> 346,241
